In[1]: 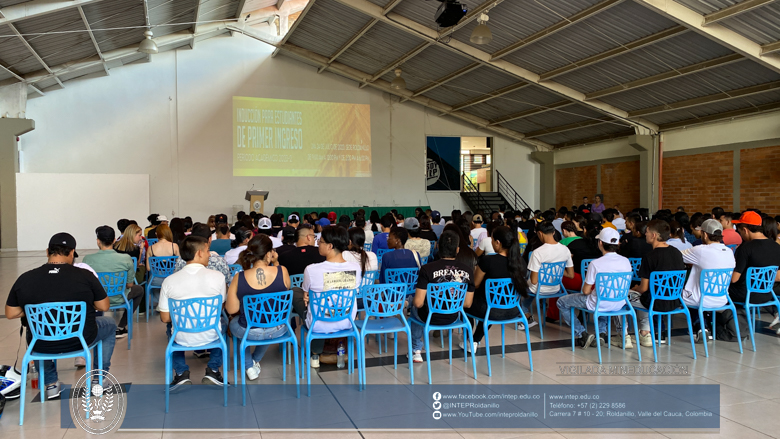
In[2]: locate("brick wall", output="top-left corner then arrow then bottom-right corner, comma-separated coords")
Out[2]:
662,151 -> 733,213
740,145 -> 780,214
556,165 -> 597,209
601,161 -> 640,211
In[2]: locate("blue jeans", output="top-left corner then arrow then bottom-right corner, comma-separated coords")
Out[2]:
229,318 -> 288,369
42,316 -> 116,385
410,307 -> 425,352
556,294 -> 608,338
171,316 -> 227,374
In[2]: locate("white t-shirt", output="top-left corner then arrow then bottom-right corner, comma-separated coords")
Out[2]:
314,232 -> 321,247
158,263 -> 226,347
470,228 -> 487,248
612,218 -> 626,230
478,236 -> 495,254
552,218 -> 564,235
269,235 -> 283,249
74,262 -> 98,278
302,261 -> 362,334
584,252 -> 632,312
224,245 -> 246,265
342,250 -> 378,272
211,232 -> 235,241
667,238 -> 693,253
527,243 -> 574,294
681,243 -> 735,308
363,229 -> 374,245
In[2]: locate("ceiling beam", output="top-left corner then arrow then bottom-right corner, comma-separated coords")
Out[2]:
585,53 -> 743,100
329,0 -> 659,134
280,43 -> 553,150
628,80 -> 780,117
236,0 -> 247,18
489,101 -> 572,126
360,41 -> 432,88
0,0 -> 107,27
703,0 -> 778,26
634,0 -> 780,74
77,6 -> 105,63
525,117 -> 614,138
272,0 -> 316,57
553,131 -> 635,148
491,0 -> 623,61
761,40 -> 780,55
659,101 -> 780,131
540,25 -> 687,81
449,82 -> 529,112
192,0 -> 203,32
403,62 -> 481,101
277,0 -> 286,9
8,23 -> 64,88
438,0 -> 506,40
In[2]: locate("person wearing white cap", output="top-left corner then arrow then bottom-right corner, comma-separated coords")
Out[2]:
256,217 -> 283,249
557,227 -> 632,349
680,219 -> 736,342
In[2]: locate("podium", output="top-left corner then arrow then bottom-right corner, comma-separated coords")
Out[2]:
245,190 -> 269,214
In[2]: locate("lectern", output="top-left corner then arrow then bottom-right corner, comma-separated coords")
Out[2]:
245,190 -> 269,214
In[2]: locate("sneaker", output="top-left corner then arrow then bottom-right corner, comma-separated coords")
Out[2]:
638,332 -> 653,347
75,356 -> 86,368
412,350 -> 423,363
169,370 -> 191,391
516,322 -> 526,330
193,350 -> 209,359
115,327 -> 128,339
45,381 -> 63,400
310,354 -> 320,368
610,335 -> 633,349
597,333 -> 609,346
246,362 -> 261,381
202,368 -> 224,385
770,314 -> 780,329
694,329 -> 711,344
577,332 -> 595,349
458,341 -> 478,353
526,315 -> 538,328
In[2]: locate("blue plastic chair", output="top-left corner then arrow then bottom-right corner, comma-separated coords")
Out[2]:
727,244 -> 738,253
165,296 -> 228,412
376,248 -> 392,268
229,264 -> 243,280
131,256 -> 144,323
147,238 -> 158,247
527,261 -> 568,339
289,274 -> 304,289
570,272 -> 641,364
421,255 -> 429,265
687,268 -> 742,357
409,282 -> 477,384
97,271 -> 133,350
362,270 -> 379,287
635,270 -> 696,362
363,242 -> 372,252
356,284 -> 413,388
629,258 -> 642,282
733,266 -> 780,352
232,290 -> 299,404
300,289 -> 362,396
466,279 -> 533,376
145,256 -> 178,322
19,302 -> 103,425
429,240 -> 436,258
379,268 -> 419,353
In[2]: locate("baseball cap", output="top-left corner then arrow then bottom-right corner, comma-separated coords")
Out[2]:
157,215 -> 168,222
698,218 -> 724,235
473,214 -> 483,223
596,228 -> 620,245
403,217 -> 420,231
287,214 -> 299,223
282,226 -> 296,240
328,211 -> 337,221
215,214 -> 228,224
258,217 -> 272,229
431,210 -> 441,222
732,211 -> 762,226
317,218 -> 331,227
48,232 -> 78,258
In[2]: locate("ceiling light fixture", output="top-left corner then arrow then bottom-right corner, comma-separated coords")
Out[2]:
390,68 -> 406,90
470,13 -> 493,45
138,29 -> 158,54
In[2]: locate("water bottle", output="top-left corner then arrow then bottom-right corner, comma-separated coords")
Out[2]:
337,342 -> 345,369
29,363 -> 38,390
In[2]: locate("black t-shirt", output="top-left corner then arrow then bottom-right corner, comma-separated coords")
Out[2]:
418,231 -> 438,242
114,245 -> 141,261
567,239 -> 602,274
638,246 -> 685,311
7,264 -> 107,353
517,220 -> 536,234
278,245 -> 326,276
146,227 -> 157,239
415,259 -> 474,325
619,235 -> 653,259
275,244 -> 297,256
730,238 -> 780,298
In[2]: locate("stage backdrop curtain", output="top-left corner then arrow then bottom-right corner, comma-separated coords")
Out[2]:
273,206 -> 431,219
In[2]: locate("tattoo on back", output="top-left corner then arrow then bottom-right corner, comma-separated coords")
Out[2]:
256,268 -> 267,286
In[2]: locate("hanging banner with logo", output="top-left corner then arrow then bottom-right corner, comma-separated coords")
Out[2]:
426,137 -> 461,191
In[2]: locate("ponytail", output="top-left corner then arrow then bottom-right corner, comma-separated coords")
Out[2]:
232,227 -> 252,249
348,227 -> 369,274
492,226 -> 528,297
237,235 -> 273,270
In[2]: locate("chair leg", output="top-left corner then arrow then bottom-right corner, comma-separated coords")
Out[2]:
570,308 -> 576,352
501,323 -> 506,358
683,309 -> 697,360
525,318 -> 534,371
127,305 -> 133,350
393,334 -> 398,370
594,313 -> 603,364
406,328 -> 414,386
700,309 -> 708,358
746,306 -> 757,352
291,338 -> 300,398
165,354 -> 171,413
648,313 -> 658,363
449,329 -> 453,364
536,297 -> 544,339
466,325 -> 477,380
631,313 -> 642,362
222,347 -> 228,407
485,321 -> 492,377
19,357 -> 28,425
424,330 -> 432,385
730,305 -> 742,354
306,337 -> 311,397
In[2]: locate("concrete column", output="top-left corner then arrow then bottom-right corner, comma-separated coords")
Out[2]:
628,134 -> 655,211
530,151 -> 554,210
0,118 -> 34,250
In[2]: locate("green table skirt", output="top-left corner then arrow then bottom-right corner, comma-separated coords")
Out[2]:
273,206 -> 431,219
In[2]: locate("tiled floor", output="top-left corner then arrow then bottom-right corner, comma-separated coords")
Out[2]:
2,251 -> 780,438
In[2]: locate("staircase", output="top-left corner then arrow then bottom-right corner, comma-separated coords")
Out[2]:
460,170 -> 531,214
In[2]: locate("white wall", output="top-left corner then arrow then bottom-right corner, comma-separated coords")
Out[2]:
21,33 -> 538,224
16,173 -> 149,251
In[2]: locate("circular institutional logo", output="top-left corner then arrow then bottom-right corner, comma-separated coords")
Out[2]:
426,159 -> 441,186
70,369 -> 126,435
253,200 -> 262,211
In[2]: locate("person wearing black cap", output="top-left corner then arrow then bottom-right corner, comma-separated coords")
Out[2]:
5,233 -> 117,399
210,214 -> 235,241
275,226 -> 298,256
430,211 -> 445,238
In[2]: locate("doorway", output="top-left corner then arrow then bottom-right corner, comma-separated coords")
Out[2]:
460,137 -> 492,192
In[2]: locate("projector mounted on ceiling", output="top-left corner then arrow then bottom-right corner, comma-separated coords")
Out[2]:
435,0 -> 468,28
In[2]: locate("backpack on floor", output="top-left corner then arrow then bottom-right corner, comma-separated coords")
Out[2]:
714,308 -> 749,342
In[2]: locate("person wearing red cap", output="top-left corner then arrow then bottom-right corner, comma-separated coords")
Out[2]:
729,211 -> 780,307
718,212 -> 742,247
327,211 -> 337,224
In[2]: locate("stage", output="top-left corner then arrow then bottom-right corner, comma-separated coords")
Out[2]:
273,206 -> 430,218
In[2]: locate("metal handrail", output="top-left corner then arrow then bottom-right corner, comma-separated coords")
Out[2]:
461,173 -> 492,213
496,170 -> 531,211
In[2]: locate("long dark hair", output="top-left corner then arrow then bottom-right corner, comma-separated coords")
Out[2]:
443,223 -> 476,267
169,217 -> 186,245
232,227 -> 252,249
348,227 -> 369,274
370,210 -> 380,232
238,234 -> 273,270
492,226 -> 528,297
320,226 -> 349,253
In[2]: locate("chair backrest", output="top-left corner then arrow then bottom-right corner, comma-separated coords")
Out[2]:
747,266 -> 779,294
361,270 -> 379,286
376,248 -> 392,266
385,268 -> 419,295
242,290 -> 293,328
131,256 -> 138,269
147,238 -> 158,247
420,255 -> 429,265
429,240 -> 436,256
580,259 -> 595,279
521,229 -> 529,235
649,270 -> 687,300
538,261 -> 566,287
169,296 -> 223,333
289,274 -> 304,289
363,284 -> 406,318
228,264 -> 243,279
726,244 -> 738,253
700,268 -> 734,298
309,289 -> 356,323
363,242 -> 372,252
594,272 -> 633,303
485,278 -> 520,310
96,271 -> 127,298
149,256 -> 178,277
24,302 -> 87,342
426,282 -> 468,315
629,258 -> 642,282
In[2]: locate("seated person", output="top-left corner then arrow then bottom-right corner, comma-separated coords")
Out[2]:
114,223 -> 146,284
278,225 -> 326,276
409,230 -> 474,362
418,215 -> 438,242
403,218 -> 431,259
210,214 -> 235,240
379,227 -> 421,283
371,214 -> 395,252
256,218 -> 283,248
226,235 -> 290,380
174,224 -> 231,284
469,214 -> 488,247
159,236 -> 228,389
730,211 -> 780,306
563,221 -> 602,292
719,212 -> 743,247
224,227 -> 253,265
524,221 -> 575,325
275,226 -> 298,256
146,224 -> 180,286
619,221 -> 652,259
431,211 -> 446,237
343,227 -> 378,272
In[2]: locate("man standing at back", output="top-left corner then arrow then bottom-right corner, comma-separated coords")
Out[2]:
279,225 -> 326,276
525,221 -> 574,326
